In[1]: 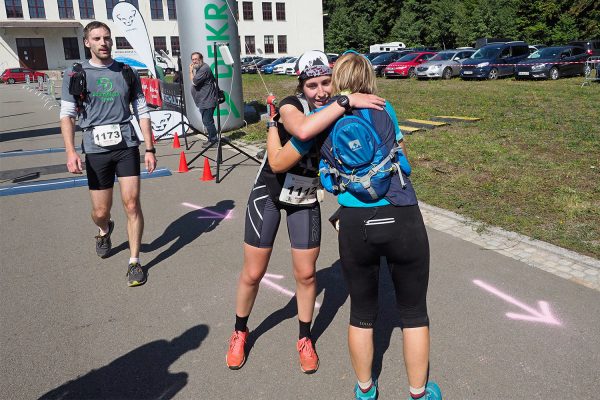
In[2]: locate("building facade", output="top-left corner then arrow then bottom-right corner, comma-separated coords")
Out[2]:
0,0 -> 324,71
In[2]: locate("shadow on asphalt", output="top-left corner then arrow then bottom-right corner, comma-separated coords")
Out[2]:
109,200 -> 235,271
0,126 -> 62,141
38,324 -> 209,400
246,261 -> 349,357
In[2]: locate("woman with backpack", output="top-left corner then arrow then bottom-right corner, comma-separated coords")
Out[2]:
226,50 -> 384,374
268,52 -> 442,400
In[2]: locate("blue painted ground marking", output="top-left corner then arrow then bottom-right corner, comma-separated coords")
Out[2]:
0,168 -> 172,197
0,147 -> 82,158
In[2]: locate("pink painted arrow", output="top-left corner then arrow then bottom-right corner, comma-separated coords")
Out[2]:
262,273 -> 321,309
473,279 -> 561,326
181,202 -> 233,219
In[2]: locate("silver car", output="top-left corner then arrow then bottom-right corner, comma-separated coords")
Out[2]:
416,49 -> 475,79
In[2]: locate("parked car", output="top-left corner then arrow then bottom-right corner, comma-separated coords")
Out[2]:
384,52 -> 437,78
261,57 -> 292,74
240,57 -> 263,73
567,39 -> 600,56
516,46 -> 589,80
1,67 -> 47,84
273,57 -> 297,75
327,54 -> 339,68
371,51 -> 411,77
245,58 -> 276,74
241,56 -> 262,64
461,41 -> 530,79
364,52 -> 383,61
416,49 -> 475,79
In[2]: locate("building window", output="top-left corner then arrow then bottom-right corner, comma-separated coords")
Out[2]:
115,37 -> 132,49
79,0 -> 94,19
105,0 -> 117,18
154,36 -> 167,53
28,0 -> 45,18
170,36 -> 180,56
150,0 -> 163,20
275,2 -> 285,20
106,0 -> 138,18
63,37 -> 80,60
58,0 -> 74,19
167,0 -> 176,20
245,36 -> 255,54
242,2 -> 253,20
5,0 -> 24,18
277,35 -> 287,53
264,35 -> 274,54
262,2 -> 272,20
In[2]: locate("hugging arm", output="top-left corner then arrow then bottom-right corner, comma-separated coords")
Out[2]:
279,93 -> 385,141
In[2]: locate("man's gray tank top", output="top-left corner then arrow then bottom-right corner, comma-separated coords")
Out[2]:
61,60 -> 143,153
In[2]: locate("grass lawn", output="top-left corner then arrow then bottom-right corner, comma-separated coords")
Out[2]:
235,74 -> 600,258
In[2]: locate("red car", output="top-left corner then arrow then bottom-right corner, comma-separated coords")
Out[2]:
1,68 -> 47,84
384,52 -> 437,78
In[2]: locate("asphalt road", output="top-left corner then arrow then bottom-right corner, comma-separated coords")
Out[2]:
1,83 -> 599,400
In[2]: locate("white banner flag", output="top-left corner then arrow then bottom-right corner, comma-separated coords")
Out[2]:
112,2 -> 156,77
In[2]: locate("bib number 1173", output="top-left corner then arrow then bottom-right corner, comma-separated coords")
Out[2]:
93,124 -> 123,147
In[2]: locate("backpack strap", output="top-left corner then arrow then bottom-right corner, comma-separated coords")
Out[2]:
116,61 -> 137,103
68,62 -> 87,115
297,95 -> 310,115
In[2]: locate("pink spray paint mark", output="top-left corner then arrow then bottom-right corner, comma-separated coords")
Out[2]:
473,279 -> 561,326
262,273 -> 321,309
181,202 -> 233,219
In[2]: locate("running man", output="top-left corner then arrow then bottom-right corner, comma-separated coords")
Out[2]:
59,21 -> 156,287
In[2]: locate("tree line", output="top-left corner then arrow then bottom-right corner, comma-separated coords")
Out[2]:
323,0 -> 600,53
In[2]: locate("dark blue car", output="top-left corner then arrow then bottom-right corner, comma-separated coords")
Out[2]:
461,41 -> 530,80
515,46 -> 589,80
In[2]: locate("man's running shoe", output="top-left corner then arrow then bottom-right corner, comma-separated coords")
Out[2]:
126,262 -> 146,287
297,337 -> 319,374
95,220 -> 114,258
226,328 -> 249,370
407,381 -> 442,400
354,379 -> 378,400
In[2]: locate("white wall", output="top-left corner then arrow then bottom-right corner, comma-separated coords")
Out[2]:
237,0 -> 324,57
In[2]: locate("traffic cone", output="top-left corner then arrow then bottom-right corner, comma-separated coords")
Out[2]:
177,151 -> 189,173
201,157 -> 214,181
172,134 -> 181,149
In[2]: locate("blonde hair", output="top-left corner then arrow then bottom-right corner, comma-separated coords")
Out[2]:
332,53 -> 377,95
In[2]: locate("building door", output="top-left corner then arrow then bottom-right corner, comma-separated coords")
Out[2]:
16,38 -> 48,70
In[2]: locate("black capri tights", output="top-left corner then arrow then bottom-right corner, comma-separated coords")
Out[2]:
338,204 -> 430,329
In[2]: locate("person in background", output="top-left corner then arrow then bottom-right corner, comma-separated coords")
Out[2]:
189,52 -> 218,147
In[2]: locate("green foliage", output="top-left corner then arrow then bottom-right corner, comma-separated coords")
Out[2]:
323,0 -> 600,51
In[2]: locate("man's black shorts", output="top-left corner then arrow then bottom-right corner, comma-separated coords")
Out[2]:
85,147 -> 141,190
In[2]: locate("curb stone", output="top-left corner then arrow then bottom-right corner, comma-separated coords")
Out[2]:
419,202 -> 600,291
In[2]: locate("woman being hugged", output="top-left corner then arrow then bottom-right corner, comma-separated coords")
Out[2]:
272,52 -> 442,400
227,51 -> 382,374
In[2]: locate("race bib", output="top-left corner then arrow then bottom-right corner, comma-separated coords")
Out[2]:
92,124 -> 123,147
279,173 -> 318,205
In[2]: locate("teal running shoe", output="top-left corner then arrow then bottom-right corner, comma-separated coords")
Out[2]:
407,381 -> 442,400
354,379 -> 378,400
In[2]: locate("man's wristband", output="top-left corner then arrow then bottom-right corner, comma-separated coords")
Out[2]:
145,148 -> 156,154
266,121 -> 277,129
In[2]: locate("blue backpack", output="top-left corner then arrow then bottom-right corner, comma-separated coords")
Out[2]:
319,108 -> 411,202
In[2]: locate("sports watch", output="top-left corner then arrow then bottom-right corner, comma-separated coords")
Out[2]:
266,121 -> 278,129
145,148 -> 156,154
337,95 -> 351,111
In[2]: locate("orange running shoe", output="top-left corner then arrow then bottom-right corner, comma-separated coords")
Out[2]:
297,337 -> 319,374
226,328 -> 249,370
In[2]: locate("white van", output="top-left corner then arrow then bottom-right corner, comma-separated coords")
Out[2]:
369,42 -> 406,53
